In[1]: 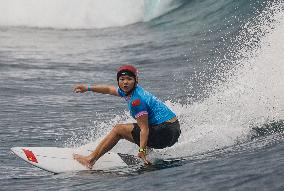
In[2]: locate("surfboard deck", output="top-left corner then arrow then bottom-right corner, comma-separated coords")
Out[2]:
11,146 -> 139,174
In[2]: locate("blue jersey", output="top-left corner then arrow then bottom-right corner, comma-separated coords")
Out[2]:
117,85 -> 176,125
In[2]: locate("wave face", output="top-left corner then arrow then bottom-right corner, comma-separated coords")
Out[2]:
0,0 -> 283,159
0,0 -> 181,29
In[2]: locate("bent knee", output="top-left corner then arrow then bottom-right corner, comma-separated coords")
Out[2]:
112,124 -> 133,139
113,124 -> 124,133
112,124 -> 125,136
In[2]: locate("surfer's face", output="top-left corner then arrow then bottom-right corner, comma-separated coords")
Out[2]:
118,75 -> 136,93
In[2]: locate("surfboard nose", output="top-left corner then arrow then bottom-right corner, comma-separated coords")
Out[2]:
10,147 -> 22,155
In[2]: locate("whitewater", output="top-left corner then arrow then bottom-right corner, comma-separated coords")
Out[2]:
0,0 -> 180,28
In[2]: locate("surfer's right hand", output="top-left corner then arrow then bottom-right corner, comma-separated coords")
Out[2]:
138,151 -> 151,165
73,84 -> 87,93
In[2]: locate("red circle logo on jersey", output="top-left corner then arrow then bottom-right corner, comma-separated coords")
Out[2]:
132,99 -> 141,107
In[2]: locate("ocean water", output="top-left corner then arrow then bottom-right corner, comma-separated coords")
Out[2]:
1,0 -> 284,190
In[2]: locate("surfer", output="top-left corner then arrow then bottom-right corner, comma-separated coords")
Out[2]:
73,65 -> 181,168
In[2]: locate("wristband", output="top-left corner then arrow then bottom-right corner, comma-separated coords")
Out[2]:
138,148 -> 147,154
87,85 -> 92,91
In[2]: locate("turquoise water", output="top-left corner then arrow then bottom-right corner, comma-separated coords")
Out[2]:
0,0 -> 284,190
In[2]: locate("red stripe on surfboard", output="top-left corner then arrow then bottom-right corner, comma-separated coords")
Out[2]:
22,149 -> 38,163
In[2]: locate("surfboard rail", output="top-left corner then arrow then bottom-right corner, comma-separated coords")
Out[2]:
11,146 -> 132,173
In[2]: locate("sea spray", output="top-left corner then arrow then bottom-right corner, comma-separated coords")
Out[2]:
0,0 -> 181,29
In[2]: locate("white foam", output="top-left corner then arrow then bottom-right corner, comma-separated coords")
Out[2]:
0,0 -> 178,29
0,0 -> 144,29
165,2 -> 284,157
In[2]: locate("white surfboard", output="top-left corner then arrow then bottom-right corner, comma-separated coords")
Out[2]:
11,146 -> 139,174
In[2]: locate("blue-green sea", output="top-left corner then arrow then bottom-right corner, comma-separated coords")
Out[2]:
1,0 -> 284,190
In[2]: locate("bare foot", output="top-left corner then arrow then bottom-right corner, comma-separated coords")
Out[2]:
73,154 -> 94,169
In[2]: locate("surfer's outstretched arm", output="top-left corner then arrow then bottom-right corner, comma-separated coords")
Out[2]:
73,84 -> 119,96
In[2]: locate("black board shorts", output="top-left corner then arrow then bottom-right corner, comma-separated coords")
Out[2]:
131,120 -> 181,149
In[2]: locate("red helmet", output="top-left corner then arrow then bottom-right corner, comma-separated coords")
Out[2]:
117,65 -> 138,81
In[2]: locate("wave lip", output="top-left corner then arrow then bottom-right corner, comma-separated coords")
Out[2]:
143,0 -> 182,22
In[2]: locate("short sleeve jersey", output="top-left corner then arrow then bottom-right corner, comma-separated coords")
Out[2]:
117,85 -> 176,125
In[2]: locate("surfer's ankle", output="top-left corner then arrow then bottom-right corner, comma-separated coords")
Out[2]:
89,158 -> 97,166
